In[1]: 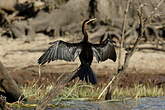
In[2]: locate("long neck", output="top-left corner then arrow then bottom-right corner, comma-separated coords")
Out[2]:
82,22 -> 88,42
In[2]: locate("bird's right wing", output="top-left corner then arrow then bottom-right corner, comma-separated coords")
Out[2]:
38,40 -> 82,65
92,42 -> 116,62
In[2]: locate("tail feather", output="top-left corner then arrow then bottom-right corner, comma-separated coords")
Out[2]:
69,65 -> 97,84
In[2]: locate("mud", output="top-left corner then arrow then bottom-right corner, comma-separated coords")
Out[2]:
0,36 -> 165,88
6,64 -> 165,88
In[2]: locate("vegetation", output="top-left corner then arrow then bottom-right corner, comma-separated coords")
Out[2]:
113,85 -> 165,99
4,82 -> 164,108
21,82 -> 165,103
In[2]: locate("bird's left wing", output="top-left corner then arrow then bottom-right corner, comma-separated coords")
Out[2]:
38,40 -> 82,65
92,42 -> 116,62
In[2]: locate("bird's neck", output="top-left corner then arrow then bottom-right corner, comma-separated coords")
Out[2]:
83,34 -> 88,42
82,23 -> 88,42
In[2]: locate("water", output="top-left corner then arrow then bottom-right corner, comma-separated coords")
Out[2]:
129,96 -> 165,110
12,96 -> 165,110
102,96 -> 165,110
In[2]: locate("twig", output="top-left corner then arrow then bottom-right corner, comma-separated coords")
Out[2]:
117,0 -> 132,70
144,0 -> 165,23
55,80 -> 79,105
32,65 -> 41,88
35,77 -> 67,110
98,0 -> 132,99
98,0 -> 164,99
123,5 -> 144,71
97,75 -> 117,99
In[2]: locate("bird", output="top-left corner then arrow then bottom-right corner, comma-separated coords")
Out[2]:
38,18 -> 117,84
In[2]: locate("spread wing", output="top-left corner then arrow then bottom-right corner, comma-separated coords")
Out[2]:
38,40 -> 81,65
92,42 -> 116,62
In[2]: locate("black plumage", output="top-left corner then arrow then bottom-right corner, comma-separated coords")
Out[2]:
99,34 -> 117,62
38,18 -> 117,84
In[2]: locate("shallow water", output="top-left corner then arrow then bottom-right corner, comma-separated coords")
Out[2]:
12,96 -> 165,110
102,96 -> 165,110
129,96 -> 165,110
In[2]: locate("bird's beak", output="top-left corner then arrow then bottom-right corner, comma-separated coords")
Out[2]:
86,18 -> 96,24
111,40 -> 116,44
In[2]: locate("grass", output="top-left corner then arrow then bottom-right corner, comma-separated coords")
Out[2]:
6,82 -> 164,108
21,82 -> 100,102
113,84 -> 165,99
21,83 -> 53,102
21,82 -> 165,103
57,83 -> 101,100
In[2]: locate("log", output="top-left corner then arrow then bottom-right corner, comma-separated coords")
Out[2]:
0,61 -> 24,103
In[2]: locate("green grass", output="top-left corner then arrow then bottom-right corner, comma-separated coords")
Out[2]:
57,84 -> 101,100
21,83 -> 53,102
6,83 -> 164,108
113,84 -> 165,99
21,82 -> 165,102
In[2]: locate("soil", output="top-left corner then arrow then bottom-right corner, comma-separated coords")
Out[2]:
0,35 -> 165,88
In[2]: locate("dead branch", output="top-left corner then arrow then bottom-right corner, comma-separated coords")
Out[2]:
144,0 -> 165,23
98,0 -> 132,99
98,1 -> 164,99
123,6 -> 144,72
117,0 -> 132,70
0,61 -> 24,102
137,47 -> 165,52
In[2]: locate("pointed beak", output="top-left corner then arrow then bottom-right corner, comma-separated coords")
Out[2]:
111,40 -> 116,44
86,18 -> 96,24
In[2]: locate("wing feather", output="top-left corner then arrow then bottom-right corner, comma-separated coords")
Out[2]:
92,42 -> 116,62
38,40 -> 81,65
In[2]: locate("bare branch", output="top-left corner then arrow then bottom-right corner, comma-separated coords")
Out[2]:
123,6 -> 144,71
98,0 -> 132,99
35,73 -> 70,110
97,0 -> 164,99
117,0 -> 132,70
144,0 -> 165,23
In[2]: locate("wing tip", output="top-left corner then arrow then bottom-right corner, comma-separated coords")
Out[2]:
110,51 -> 117,62
112,57 -> 117,62
38,57 -> 46,65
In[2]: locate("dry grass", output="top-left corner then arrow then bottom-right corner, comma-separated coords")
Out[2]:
113,84 -> 165,99
21,82 -> 165,102
21,83 -> 53,102
5,83 -> 164,109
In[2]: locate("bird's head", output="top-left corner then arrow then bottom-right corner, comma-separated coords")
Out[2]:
82,18 -> 96,41
82,18 -> 96,29
84,18 -> 96,24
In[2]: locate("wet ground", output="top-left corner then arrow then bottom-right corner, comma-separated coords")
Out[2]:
6,64 -> 165,88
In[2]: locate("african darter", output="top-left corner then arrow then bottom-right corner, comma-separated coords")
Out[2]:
38,18 -> 116,84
